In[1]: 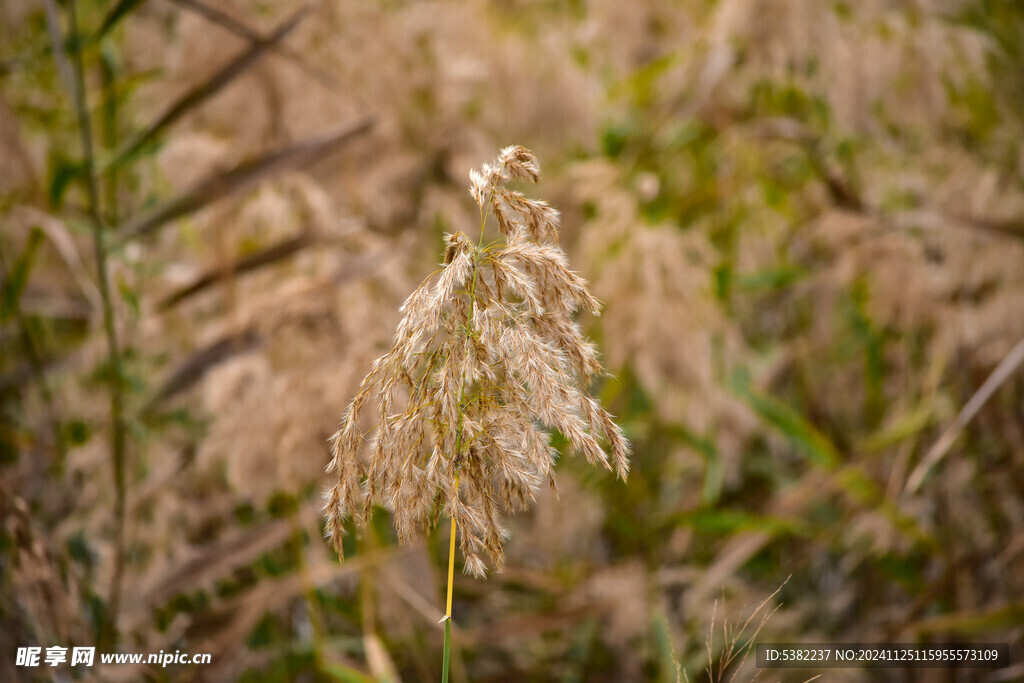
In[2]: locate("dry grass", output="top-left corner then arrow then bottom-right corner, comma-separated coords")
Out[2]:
326,146 -> 629,577
2,0 -> 1023,679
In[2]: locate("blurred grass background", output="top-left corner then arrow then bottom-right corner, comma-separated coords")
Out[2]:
1,0 -> 1023,681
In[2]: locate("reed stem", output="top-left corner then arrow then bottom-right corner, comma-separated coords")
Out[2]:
441,471 -> 459,683
59,0 -> 129,646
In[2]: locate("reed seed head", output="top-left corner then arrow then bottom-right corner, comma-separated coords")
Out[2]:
325,145 -> 630,576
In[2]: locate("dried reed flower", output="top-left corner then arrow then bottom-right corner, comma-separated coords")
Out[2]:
325,145 -> 629,577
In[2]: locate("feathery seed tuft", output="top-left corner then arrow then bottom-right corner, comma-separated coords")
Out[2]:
325,146 -> 630,576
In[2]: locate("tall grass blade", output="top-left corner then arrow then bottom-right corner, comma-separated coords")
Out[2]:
730,369 -> 840,468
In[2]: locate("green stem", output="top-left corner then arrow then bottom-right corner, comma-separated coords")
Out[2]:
442,617 -> 452,683
63,0 -> 129,645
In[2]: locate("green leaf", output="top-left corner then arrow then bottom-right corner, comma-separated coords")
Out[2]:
48,155 -> 86,208
734,266 -> 806,292
66,530 -> 95,567
860,404 -> 933,451
116,272 -> 139,315
1,228 -> 44,322
675,429 -> 723,505
600,122 -> 632,159
321,663 -> 376,683
679,508 -> 808,536
97,0 -> 149,39
731,368 -> 840,468
713,262 -> 732,301
610,50 -> 683,108
99,37 -> 123,75
61,419 -> 91,447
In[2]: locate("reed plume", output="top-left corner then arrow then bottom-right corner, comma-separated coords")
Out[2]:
325,145 -> 629,577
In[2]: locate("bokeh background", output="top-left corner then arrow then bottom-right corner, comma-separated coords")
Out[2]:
2,1 -> 1023,681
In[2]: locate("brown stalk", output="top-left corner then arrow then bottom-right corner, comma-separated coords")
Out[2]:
143,328 -> 261,409
157,231 -> 316,310
134,503 -> 317,611
170,0 -> 339,90
117,118 -> 374,242
105,4 -> 312,171
906,334 -> 1024,494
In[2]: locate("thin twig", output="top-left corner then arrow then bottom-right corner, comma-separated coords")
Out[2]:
906,335 -> 1024,494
